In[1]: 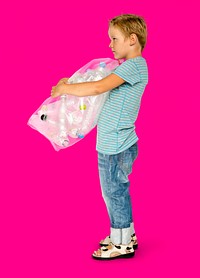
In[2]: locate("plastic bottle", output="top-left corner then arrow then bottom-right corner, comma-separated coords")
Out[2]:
93,62 -> 109,81
57,95 -> 69,147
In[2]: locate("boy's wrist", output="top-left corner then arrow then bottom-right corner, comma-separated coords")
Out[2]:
62,83 -> 69,95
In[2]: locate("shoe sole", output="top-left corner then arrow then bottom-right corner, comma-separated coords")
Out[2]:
92,252 -> 135,260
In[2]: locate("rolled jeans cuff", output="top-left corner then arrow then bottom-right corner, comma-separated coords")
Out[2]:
111,227 -> 132,245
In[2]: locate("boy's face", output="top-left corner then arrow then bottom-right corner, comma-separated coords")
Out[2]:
108,26 -> 133,60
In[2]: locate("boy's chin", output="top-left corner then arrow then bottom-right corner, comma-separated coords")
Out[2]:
113,53 -> 123,60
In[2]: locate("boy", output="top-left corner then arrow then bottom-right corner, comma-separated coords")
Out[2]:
51,14 -> 148,260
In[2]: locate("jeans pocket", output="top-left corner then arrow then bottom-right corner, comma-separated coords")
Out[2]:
129,142 -> 138,162
117,143 -> 138,183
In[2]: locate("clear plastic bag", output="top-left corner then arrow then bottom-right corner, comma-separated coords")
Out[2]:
27,58 -> 119,151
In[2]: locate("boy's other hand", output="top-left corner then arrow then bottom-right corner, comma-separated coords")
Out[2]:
51,83 -> 66,98
56,78 -> 69,86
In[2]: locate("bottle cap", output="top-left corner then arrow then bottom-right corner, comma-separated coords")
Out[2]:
99,62 -> 106,68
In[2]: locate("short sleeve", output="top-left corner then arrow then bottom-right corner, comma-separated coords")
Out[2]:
113,60 -> 141,86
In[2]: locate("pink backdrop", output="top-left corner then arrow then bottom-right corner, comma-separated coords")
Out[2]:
0,0 -> 200,277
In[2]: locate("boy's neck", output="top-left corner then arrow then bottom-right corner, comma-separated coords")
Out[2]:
126,54 -> 142,60
126,49 -> 142,60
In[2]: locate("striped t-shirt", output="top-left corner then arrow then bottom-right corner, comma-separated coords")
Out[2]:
96,56 -> 148,155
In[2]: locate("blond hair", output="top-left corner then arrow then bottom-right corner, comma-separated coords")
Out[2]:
109,14 -> 147,51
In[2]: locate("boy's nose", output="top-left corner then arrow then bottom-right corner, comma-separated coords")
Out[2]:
109,41 -> 113,48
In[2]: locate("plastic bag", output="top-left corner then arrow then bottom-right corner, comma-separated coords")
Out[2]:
27,58 -> 119,151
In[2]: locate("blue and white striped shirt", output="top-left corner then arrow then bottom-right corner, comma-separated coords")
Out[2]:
96,56 -> 148,154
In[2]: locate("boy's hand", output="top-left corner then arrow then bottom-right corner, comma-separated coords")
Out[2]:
51,78 -> 69,98
51,83 -> 67,98
56,77 -> 69,86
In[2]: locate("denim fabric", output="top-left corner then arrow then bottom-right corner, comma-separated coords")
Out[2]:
98,143 -> 138,229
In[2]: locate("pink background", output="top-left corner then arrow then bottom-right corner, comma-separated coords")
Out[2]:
0,0 -> 200,277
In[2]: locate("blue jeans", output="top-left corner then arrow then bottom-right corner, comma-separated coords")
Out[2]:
98,143 -> 138,230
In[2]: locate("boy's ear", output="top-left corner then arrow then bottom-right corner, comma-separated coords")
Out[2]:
130,33 -> 137,46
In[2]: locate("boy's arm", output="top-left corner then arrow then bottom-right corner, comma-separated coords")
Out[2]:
51,74 -> 125,98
